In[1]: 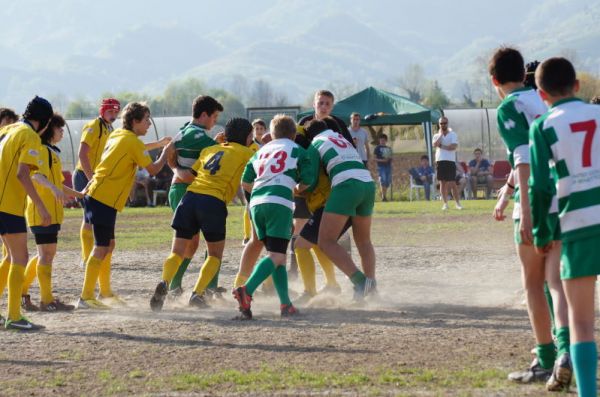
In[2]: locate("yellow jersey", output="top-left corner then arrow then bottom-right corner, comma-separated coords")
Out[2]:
26,145 -> 65,226
305,166 -> 332,213
0,122 -> 44,216
294,124 -> 331,212
249,140 -> 261,153
75,117 -> 113,172
86,129 -> 152,211
187,142 -> 254,204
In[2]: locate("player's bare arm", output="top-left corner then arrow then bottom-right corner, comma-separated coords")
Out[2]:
78,142 -> 93,179
32,173 -> 66,204
17,163 -> 51,226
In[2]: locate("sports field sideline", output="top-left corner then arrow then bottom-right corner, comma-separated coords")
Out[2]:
1,200 -> 587,396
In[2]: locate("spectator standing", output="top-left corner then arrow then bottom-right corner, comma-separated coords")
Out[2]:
468,148 -> 494,199
348,112 -> 370,166
432,117 -> 462,210
373,134 -> 392,201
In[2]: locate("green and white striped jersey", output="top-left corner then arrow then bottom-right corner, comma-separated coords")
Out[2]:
497,87 -> 555,219
173,122 -> 216,169
308,129 -> 372,187
529,97 -> 600,246
242,138 -> 313,210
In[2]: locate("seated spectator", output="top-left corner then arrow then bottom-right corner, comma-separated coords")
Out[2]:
374,133 -> 393,201
455,160 -> 468,199
468,148 -> 493,199
130,167 -> 152,207
409,155 -> 434,200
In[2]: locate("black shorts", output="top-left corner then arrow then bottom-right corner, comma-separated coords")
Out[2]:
436,161 -> 456,182
293,197 -> 311,219
0,211 -> 27,235
263,236 -> 289,254
30,224 -> 61,245
299,207 -> 352,245
83,196 -> 117,247
172,192 -> 227,242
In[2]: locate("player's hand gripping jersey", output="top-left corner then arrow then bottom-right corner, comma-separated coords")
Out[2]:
75,117 -> 113,172
242,138 -> 314,209
307,129 -> 372,187
529,98 -> 600,246
187,142 -> 254,203
0,121 -> 44,216
26,145 -> 65,226
85,129 -> 153,211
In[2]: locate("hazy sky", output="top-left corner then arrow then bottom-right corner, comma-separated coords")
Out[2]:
1,0 -> 597,109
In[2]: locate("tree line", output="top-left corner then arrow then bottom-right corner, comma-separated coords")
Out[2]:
62,60 -> 600,120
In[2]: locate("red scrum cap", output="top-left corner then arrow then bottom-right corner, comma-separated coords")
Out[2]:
99,98 -> 121,117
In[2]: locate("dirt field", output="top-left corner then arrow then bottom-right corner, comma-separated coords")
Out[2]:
0,203 -> 592,396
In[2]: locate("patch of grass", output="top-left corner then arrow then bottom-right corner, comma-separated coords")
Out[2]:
161,365 -> 515,394
49,374 -> 67,387
169,367 -> 372,392
58,201 -> 502,250
56,349 -> 83,361
128,369 -> 145,379
97,369 -> 112,381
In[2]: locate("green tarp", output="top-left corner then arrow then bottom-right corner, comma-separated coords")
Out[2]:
297,86 -> 441,125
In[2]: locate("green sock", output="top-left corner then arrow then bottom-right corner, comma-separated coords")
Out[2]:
272,265 -> 291,306
245,257 -> 275,296
536,342 -> 557,370
571,341 -> 597,397
350,270 -> 366,286
206,262 -> 221,290
543,282 -> 556,336
169,258 -> 191,290
555,327 -> 570,357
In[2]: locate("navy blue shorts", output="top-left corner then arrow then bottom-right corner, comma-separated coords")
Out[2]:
172,193 -> 227,242
0,211 -> 27,235
83,196 -> 117,247
293,196 -> 311,219
31,224 -> 61,245
73,169 -> 89,192
300,207 -> 352,245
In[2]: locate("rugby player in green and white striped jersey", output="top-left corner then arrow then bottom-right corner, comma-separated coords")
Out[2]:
303,117 -> 376,300
530,57 -> 600,397
167,96 -> 222,296
489,47 -> 570,391
233,115 -> 314,319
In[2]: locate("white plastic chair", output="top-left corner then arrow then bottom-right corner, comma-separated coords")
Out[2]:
410,173 -> 437,201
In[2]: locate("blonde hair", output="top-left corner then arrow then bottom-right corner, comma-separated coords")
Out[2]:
270,114 -> 297,139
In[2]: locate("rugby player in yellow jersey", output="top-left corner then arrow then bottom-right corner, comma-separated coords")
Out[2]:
150,118 -> 254,311
0,107 -> 19,297
0,96 -> 56,331
241,119 -> 267,244
21,114 -> 83,312
74,98 -> 121,271
78,102 -> 172,309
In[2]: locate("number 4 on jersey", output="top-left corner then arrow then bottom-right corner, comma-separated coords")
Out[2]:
204,151 -> 224,175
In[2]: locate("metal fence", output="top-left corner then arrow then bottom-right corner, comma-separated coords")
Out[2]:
58,109 -> 508,171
